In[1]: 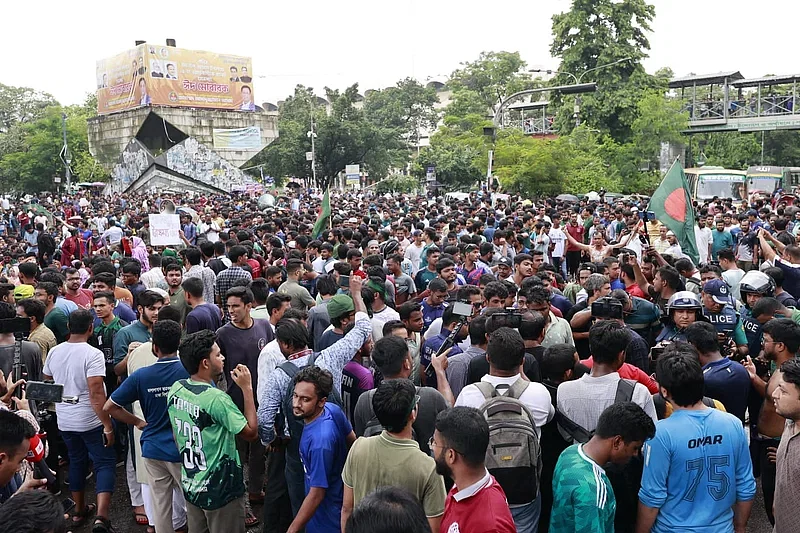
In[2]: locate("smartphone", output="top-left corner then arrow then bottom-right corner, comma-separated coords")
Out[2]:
25,381 -> 64,403
450,301 -> 473,317
338,275 -> 350,288
102,432 -> 109,447
62,497 -> 76,514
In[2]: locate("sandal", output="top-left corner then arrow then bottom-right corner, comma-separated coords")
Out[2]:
245,509 -> 260,528
92,517 -> 115,533
72,503 -> 97,527
133,511 -> 149,526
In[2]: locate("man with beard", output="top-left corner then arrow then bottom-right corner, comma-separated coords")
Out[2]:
289,367 -> 353,533
770,358 -> 800,533
700,279 -> 748,358
433,407 -> 517,533
63,267 -> 93,309
742,318 -> 800,526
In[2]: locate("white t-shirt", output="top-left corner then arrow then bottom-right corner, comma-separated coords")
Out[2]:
404,243 -> 425,275
549,228 -> 567,258
371,305 -> 400,343
455,374 -> 554,437
43,342 -> 106,432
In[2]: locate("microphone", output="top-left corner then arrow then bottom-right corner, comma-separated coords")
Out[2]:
25,433 -> 56,489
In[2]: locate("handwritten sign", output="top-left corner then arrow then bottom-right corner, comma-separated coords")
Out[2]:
149,214 -> 181,246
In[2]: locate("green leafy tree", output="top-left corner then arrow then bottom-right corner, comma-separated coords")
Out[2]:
413,139 -> 484,190
550,0 -> 660,140
0,83 -> 57,133
363,78 -> 439,147
255,84 -> 400,189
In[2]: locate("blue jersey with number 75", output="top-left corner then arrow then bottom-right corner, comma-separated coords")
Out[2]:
639,408 -> 756,533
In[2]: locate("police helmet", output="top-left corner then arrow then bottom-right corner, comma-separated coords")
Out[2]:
739,270 -> 775,297
665,291 -> 702,312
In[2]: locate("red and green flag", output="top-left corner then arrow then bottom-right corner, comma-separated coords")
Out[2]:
647,160 -> 700,265
312,189 -> 331,238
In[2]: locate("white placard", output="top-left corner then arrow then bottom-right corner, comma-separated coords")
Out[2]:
149,214 -> 181,245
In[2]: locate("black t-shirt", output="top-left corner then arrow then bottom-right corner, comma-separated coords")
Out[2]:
0,341 -> 43,384
565,300 -> 591,359
207,258 -> 228,276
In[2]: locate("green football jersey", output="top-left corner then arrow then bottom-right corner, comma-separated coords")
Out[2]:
549,444 -> 616,533
168,378 -> 247,510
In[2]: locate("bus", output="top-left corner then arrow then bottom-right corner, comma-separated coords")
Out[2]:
685,167 -> 747,201
746,166 -> 800,195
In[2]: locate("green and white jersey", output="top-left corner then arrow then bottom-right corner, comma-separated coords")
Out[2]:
549,444 -> 616,533
168,378 -> 247,510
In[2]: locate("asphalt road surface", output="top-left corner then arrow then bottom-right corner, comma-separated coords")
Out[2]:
60,463 -> 772,533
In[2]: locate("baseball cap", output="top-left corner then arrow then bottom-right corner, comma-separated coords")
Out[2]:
496,257 -> 512,267
411,229 -> 422,237
703,279 -> 731,305
746,209 -> 758,217
327,294 -> 355,320
13,284 -> 34,300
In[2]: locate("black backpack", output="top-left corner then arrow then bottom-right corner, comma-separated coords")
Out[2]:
37,233 -> 56,255
278,353 -> 342,459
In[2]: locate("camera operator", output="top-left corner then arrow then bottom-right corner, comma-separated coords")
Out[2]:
0,302 -> 42,384
567,274 -> 611,360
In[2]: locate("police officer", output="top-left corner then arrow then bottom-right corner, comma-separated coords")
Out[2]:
739,270 -> 776,359
701,279 -> 748,358
656,291 -> 706,343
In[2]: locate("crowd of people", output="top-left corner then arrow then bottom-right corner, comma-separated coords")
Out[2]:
0,187 -> 799,533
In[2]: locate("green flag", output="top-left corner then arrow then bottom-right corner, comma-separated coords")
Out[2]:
647,160 -> 700,265
312,189 -> 331,238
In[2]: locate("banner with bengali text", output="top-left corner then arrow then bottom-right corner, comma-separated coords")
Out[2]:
96,44 -> 255,115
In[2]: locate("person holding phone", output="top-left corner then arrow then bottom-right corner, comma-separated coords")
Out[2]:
42,309 -> 116,533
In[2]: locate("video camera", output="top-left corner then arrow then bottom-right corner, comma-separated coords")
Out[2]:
591,297 -> 624,320
486,308 -> 524,330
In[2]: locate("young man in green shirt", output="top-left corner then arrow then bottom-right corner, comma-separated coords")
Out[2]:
168,329 -> 259,533
93,291 -> 128,395
549,402 -> 655,533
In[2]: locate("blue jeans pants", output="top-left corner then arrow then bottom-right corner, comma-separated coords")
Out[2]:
510,493 -> 542,533
61,425 -> 116,493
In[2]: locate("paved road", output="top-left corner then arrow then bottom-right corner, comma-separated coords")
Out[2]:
62,463 -> 772,533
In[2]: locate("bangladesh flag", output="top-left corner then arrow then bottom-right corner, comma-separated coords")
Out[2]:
312,189 -> 331,238
648,160 -> 700,265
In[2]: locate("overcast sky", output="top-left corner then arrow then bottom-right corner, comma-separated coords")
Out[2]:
2,0 -> 796,107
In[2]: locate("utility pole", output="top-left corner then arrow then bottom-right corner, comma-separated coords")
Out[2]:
307,104 -> 318,188
61,113 -> 72,189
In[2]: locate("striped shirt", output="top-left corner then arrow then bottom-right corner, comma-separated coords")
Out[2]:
550,444 -> 615,533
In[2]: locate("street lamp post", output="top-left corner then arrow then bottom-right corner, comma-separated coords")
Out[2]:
530,57 -> 633,127
61,113 -> 71,189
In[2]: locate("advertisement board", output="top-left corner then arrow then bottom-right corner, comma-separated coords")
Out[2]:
96,44 -> 255,115
212,127 -> 262,150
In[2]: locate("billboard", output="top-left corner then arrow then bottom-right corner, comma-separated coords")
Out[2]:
96,44 -> 255,115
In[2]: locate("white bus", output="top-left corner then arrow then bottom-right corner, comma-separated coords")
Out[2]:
684,167 -> 747,201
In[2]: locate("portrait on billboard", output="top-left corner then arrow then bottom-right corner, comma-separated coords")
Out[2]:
165,63 -> 178,80
240,66 -> 252,83
138,78 -> 151,106
229,66 -> 240,82
150,61 -> 164,78
240,85 -> 255,111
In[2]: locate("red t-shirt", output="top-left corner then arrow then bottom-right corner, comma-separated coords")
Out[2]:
246,258 -> 262,278
565,223 -> 584,252
582,358 -> 659,394
440,473 -> 516,533
64,289 -> 94,310
625,283 -> 647,299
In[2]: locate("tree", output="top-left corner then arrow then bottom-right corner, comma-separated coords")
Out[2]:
413,140 -> 484,190
363,78 -> 439,148
0,84 -> 57,133
549,0 -> 660,140
449,52 -> 537,113
0,90 -> 108,193
255,84 -> 400,189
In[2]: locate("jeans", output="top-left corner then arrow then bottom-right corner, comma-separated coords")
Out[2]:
61,425 -> 116,493
510,494 -> 541,533
285,453 -> 306,517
